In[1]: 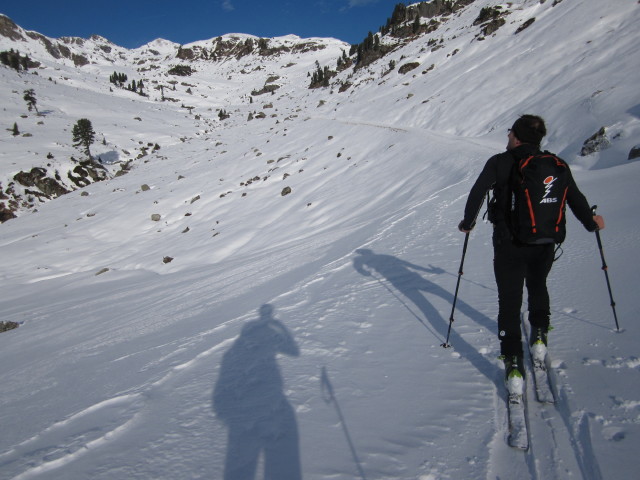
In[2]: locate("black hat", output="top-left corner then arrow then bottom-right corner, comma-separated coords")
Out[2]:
511,116 -> 546,145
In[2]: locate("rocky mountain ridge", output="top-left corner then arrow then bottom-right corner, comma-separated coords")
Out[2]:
0,13 -> 345,67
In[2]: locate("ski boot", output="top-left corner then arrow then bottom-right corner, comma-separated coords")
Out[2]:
529,327 -> 548,364
504,355 -> 525,397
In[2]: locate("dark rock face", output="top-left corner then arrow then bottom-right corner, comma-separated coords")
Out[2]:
0,15 -> 26,41
398,62 -> 420,74
2,162 -> 111,223
0,321 -> 20,333
580,127 -> 610,156
628,145 -> 640,160
0,204 -> 17,223
13,167 -> 70,198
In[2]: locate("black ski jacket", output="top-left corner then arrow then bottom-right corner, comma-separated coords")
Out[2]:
460,144 -> 598,233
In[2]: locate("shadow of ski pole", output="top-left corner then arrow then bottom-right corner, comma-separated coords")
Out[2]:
320,367 -> 368,480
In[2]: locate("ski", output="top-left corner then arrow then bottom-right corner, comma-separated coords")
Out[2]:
524,317 -> 555,404
507,391 -> 529,450
530,353 -> 555,404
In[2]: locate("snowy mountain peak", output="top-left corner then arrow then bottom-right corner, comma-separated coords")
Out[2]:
138,37 -> 179,52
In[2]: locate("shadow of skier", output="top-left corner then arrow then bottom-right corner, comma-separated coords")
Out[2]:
213,304 -> 302,480
353,248 -> 498,385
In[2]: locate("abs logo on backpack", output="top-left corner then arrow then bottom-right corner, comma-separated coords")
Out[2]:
541,176 -> 558,203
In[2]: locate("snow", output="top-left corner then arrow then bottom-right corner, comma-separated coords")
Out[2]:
1,0 -> 639,479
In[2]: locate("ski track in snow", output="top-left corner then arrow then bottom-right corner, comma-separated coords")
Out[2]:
0,332 -> 238,480
0,395 -> 144,479
485,348 -> 607,480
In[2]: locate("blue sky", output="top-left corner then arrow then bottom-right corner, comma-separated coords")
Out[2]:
0,0 -> 405,48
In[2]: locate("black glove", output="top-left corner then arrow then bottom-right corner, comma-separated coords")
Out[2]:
458,220 -> 474,232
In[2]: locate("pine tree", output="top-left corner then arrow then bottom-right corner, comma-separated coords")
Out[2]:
72,118 -> 96,160
365,31 -> 374,51
10,52 -> 20,71
20,54 -> 30,71
413,15 -> 422,34
323,66 -> 330,87
23,89 -> 38,114
12,122 -> 20,136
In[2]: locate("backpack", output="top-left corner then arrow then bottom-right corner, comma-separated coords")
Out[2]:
508,151 -> 570,244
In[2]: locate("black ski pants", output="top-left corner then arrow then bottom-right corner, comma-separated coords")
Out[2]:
493,226 -> 555,357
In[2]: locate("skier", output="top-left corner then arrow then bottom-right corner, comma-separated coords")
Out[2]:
457,114 -> 605,394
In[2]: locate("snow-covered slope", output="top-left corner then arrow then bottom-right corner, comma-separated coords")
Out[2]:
1,1 -> 639,479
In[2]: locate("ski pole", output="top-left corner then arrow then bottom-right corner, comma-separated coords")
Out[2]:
442,232 -> 469,348
591,205 -> 620,331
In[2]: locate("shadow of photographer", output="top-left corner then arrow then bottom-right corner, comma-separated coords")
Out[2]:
213,304 -> 302,480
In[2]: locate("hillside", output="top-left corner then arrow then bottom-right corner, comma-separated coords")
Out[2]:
1,1 -> 640,479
